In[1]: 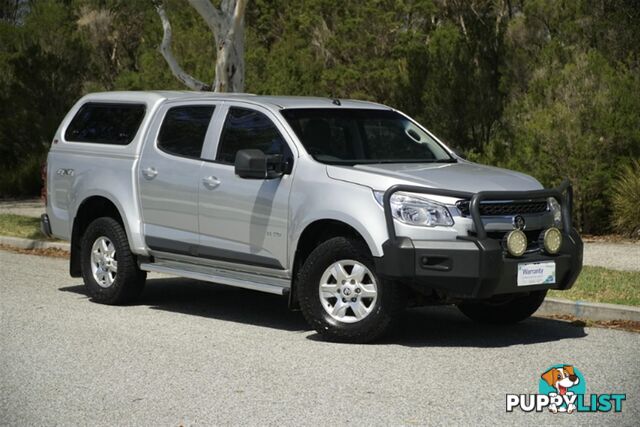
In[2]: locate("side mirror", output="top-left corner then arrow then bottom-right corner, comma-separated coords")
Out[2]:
234,149 -> 285,179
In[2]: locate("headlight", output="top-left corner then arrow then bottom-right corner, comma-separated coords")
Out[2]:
548,197 -> 562,228
374,191 -> 454,227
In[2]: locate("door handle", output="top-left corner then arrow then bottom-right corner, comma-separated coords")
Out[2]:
202,176 -> 221,189
142,167 -> 158,180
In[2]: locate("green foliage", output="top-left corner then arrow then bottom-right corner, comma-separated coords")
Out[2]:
0,0 -> 637,235
0,0 -> 89,191
611,160 -> 640,237
483,50 -> 640,233
0,154 -> 43,197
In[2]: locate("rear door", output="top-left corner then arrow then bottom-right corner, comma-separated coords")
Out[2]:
197,103 -> 296,270
138,102 -> 218,255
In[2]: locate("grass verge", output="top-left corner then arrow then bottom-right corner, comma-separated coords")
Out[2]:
0,213 -> 57,240
549,266 -> 640,306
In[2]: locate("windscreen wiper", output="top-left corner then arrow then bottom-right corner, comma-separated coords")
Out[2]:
353,158 -> 457,165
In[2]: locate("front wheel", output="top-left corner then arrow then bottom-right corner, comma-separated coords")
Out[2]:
297,237 -> 405,343
457,290 -> 547,324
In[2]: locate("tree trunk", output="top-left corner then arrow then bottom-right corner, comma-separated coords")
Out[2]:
155,1 -> 211,91
155,0 -> 247,93
213,0 -> 246,92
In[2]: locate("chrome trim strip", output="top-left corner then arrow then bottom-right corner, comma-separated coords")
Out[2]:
148,250 -> 291,279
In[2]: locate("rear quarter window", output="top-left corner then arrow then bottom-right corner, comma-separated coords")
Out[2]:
65,102 -> 146,145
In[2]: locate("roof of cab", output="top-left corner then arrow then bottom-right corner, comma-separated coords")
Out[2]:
80,91 -> 390,110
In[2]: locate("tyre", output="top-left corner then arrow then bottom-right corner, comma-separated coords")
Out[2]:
297,237 -> 405,343
457,290 -> 547,324
81,217 -> 146,305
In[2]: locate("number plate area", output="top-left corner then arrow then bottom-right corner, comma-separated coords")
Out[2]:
517,261 -> 556,286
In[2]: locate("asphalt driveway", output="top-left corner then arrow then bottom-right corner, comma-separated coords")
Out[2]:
1,249 -> 638,425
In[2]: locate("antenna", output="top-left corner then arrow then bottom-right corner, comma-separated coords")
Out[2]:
332,98 -> 341,106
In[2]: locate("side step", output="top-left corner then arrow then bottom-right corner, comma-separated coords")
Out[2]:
140,260 -> 289,296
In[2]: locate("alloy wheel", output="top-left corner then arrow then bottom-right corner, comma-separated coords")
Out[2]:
90,236 -> 118,288
318,259 -> 378,323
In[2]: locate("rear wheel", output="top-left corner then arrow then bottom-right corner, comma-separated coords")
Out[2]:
457,290 -> 547,324
81,217 -> 146,305
297,237 -> 405,343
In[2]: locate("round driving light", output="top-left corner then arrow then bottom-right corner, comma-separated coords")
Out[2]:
504,230 -> 527,257
541,227 -> 562,254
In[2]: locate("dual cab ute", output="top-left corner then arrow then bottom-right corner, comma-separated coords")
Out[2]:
42,91 -> 583,343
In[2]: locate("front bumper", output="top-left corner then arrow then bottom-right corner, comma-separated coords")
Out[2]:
375,180 -> 583,299
375,228 -> 583,299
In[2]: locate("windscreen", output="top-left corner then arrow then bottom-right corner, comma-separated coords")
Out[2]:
281,108 -> 453,165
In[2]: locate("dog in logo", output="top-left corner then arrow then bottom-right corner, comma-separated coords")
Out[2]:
541,365 -> 580,413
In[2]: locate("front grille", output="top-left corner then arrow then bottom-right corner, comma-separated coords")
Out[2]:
456,199 -> 548,217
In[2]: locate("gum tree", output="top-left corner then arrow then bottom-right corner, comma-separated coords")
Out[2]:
153,0 -> 247,92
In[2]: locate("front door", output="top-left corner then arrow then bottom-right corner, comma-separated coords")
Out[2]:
138,103 -> 218,255
198,104 -> 296,270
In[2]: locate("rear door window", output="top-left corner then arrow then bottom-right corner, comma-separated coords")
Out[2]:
157,105 -> 215,158
65,102 -> 146,145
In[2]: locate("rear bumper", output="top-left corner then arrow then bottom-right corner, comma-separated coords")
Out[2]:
40,214 -> 53,238
375,228 -> 583,299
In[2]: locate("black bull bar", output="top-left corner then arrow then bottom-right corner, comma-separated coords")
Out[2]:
382,179 -> 573,241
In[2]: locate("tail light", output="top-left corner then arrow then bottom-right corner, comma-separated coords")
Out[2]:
40,162 -> 47,206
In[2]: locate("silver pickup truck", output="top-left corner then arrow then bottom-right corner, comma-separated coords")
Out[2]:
42,91 -> 583,343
